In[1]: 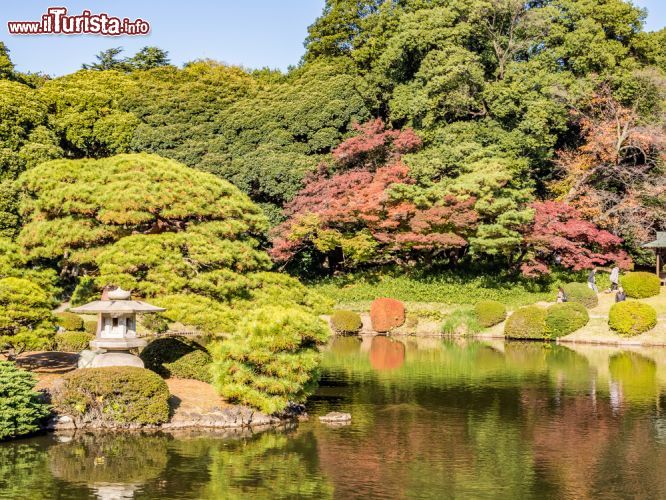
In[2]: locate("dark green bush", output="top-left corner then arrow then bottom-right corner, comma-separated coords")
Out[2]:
562,283 -> 598,309
164,350 -> 212,383
544,302 -> 589,338
621,272 -> 661,299
83,321 -> 97,335
141,313 -> 169,334
140,336 -> 211,382
53,367 -> 170,425
0,361 -> 50,440
54,331 -> 94,352
474,300 -> 507,327
504,306 -> 547,339
54,312 -> 83,332
330,310 -> 362,334
608,302 -> 657,337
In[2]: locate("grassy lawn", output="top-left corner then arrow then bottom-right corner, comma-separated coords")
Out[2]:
310,268 -> 609,310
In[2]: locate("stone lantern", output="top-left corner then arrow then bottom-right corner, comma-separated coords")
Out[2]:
70,287 -> 166,368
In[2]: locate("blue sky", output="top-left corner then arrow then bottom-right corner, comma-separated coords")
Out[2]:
1,0 -> 663,76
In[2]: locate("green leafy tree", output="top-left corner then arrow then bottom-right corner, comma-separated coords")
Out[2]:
0,42 -> 15,80
16,154 -> 330,411
0,277 -> 56,354
0,80 -> 62,181
127,46 -> 171,70
81,47 -> 128,71
39,70 -> 139,158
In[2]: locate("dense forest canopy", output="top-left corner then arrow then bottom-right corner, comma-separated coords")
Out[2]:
0,0 -> 664,283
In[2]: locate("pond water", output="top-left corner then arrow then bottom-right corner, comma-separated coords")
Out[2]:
3,337 -> 666,499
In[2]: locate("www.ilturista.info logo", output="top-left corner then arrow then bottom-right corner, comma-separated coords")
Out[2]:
7,7 -> 150,36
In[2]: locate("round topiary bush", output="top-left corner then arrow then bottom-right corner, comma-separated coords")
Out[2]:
544,302 -> 589,338
140,336 -> 211,382
83,320 -> 97,335
52,367 -> 170,425
164,350 -> 212,383
608,301 -> 657,337
620,272 -> 661,299
54,331 -> 94,352
54,312 -> 83,332
370,298 -> 405,333
474,300 -> 507,328
0,361 -> 50,440
562,282 -> 598,309
504,306 -> 547,340
330,310 -> 362,334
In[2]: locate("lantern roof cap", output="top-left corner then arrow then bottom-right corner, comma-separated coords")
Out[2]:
70,300 -> 165,314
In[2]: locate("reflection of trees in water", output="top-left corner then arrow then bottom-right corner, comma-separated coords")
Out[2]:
48,432 -> 168,485
0,440 -> 62,498
609,351 -> 657,404
201,431 -> 333,500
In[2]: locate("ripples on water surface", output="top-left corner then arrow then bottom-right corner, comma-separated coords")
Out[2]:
2,336 -> 666,499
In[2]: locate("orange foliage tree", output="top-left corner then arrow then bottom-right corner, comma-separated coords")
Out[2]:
552,86 -> 665,252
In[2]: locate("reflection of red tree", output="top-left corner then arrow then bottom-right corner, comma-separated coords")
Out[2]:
369,337 -> 405,371
527,389 -> 666,498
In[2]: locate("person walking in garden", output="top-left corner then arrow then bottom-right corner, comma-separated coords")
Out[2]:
609,266 -> 620,292
615,286 -> 626,303
556,287 -> 568,303
588,268 -> 598,293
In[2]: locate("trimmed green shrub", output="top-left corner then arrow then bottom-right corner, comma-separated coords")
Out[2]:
0,277 -> 56,354
474,300 -> 507,328
164,350 -> 212,383
562,282 -> 598,309
370,298 -> 405,332
441,308 -> 483,335
54,312 -> 83,332
140,336 -> 210,381
504,306 -> 547,339
54,331 -> 94,352
210,306 -> 330,415
330,310 -> 362,334
608,302 -> 657,337
52,367 -> 170,425
83,321 -> 97,335
544,302 -> 589,338
0,361 -> 50,440
141,313 -> 169,334
621,272 -> 661,299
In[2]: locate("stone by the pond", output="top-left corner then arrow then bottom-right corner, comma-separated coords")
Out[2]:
46,415 -> 77,431
163,405 -> 281,429
319,412 -> 352,423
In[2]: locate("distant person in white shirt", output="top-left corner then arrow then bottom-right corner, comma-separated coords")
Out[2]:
587,268 -> 598,293
609,266 -> 620,291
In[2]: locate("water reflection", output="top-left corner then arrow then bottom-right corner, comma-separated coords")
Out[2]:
3,339 -> 666,499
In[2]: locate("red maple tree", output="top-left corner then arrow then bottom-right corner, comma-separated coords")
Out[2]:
519,201 -> 631,277
271,120 -> 476,271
